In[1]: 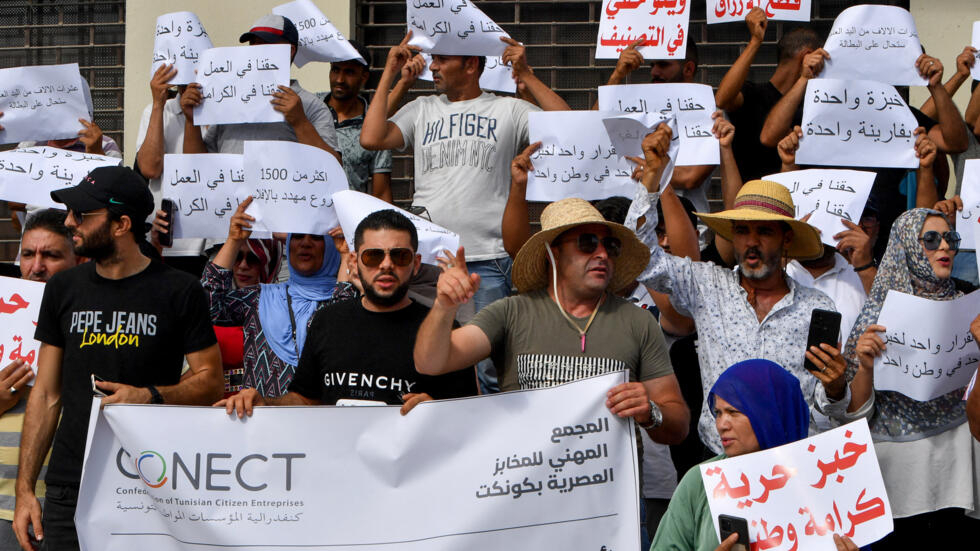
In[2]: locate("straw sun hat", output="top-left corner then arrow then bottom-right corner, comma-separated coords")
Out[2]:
696,180 -> 824,260
512,198 -> 650,293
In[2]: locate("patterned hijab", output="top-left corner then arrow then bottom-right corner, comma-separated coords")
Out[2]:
843,208 -> 964,441
245,238 -> 284,285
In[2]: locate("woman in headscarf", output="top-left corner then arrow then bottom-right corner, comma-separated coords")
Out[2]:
841,208 -> 980,548
202,198 -> 356,397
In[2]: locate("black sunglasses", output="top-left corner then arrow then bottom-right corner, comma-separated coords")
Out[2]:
235,251 -> 261,266
360,248 -> 414,267
561,233 -> 622,258
919,230 -> 960,251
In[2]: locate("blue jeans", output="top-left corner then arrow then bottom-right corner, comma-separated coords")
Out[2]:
468,256 -> 513,394
952,251 -> 978,286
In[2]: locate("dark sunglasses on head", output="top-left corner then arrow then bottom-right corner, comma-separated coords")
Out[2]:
235,251 -> 261,266
919,230 -> 960,251
563,233 -> 622,258
360,247 -> 414,267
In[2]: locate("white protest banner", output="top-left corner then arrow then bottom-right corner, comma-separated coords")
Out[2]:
874,290 -> 980,402
332,190 -> 459,265
77,372 -> 639,551
796,79 -> 918,169
598,83 -> 719,166
601,112 -> 678,192
151,12 -> 213,85
702,419 -> 892,550
240,141 -> 348,235
162,154 -> 244,239
957,159 -> 980,250
418,53 -> 516,94
0,64 -> 88,145
597,0 -> 689,60
0,147 -> 121,208
0,276 -> 44,373
821,5 -> 927,87
527,111 -> 638,201
763,169 -> 875,247
707,0 -> 811,25
973,22 -> 980,82
408,0 -> 511,56
273,0 -> 364,67
193,45 -> 290,127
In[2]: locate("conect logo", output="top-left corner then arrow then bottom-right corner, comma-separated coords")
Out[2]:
116,448 -> 305,491
136,450 -> 168,488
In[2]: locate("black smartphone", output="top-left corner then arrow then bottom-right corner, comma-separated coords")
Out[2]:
718,514 -> 749,550
804,308 -> 843,372
159,198 -> 176,247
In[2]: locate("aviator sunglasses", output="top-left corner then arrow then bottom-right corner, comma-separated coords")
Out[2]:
359,247 -> 415,267
560,233 -> 622,258
919,230 -> 960,251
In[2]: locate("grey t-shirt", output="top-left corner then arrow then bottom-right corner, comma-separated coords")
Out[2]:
468,290 -> 673,392
391,92 -> 539,261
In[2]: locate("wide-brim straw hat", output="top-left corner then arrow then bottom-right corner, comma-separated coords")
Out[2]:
513,198 -> 650,293
696,179 -> 823,260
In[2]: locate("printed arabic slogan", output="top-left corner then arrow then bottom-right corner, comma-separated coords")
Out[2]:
240,141 -> 349,235
763,169 -> 875,248
152,11 -> 213,85
701,420 -> 893,551
0,63 -> 89,145
597,0 -> 690,60
956,159 -> 980,250
707,0 -> 811,25
527,111 -> 639,202
820,5 -> 928,87
193,44 -> 291,127
273,0 -> 364,67
332,190 -> 459,266
0,276 -> 44,374
598,83 -> 719,166
407,0 -> 511,57
76,372 -> 639,551
796,79 -> 919,170
0,147 -> 122,208
873,290 -> 980,402
163,153 -> 244,240
418,53 -> 516,94
601,112 -> 679,192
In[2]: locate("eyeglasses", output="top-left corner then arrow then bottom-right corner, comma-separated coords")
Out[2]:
560,233 -> 622,258
66,208 -> 107,222
359,248 -> 414,267
919,230 -> 960,251
235,251 -> 261,266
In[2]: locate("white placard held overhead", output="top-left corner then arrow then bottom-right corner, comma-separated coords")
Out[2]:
763,169 -> 875,247
972,22 -> 980,82
151,12 -> 213,85
956,159 -> 980,250
0,64 -> 89,145
77,372 -> 639,551
418,53 -> 516,94
162,154 -> 245,239
332,190 -> 459,265
527,111 -> 639,202
0,276 -> 45,372
596,0 -> 689,60
601,112 -> 678,192
874,290 -> 980,402
701,420 -> 892,551
0,147 -> 122,208
192,45 -> 291,127
240,141 -> 348,235
707,0 -> 812,25
407,0 -> 512,56
821,5 -> 928,87
273,0 -> 364,67
796,79 -> 919,169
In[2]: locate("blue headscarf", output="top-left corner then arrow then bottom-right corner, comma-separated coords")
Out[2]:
708,359 -> 810,451
258,234 -> 340,366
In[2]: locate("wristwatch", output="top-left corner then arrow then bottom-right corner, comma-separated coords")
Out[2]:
147,385 -> 164,404
638,400 -> 663,430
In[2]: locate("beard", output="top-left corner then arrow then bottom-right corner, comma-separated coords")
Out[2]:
73,219 -> 115,261
358,266 -> 411,307
735,246 -> 781,281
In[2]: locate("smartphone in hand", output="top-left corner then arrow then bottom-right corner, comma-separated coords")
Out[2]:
159,198 -> 176,247
718,514 -> 749,551
804,308 -> 842,371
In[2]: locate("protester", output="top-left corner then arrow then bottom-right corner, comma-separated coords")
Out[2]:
13,166 -> 223,551
842,208 -> 980,548
18,209 -> 78,283
180,14 -> 340,160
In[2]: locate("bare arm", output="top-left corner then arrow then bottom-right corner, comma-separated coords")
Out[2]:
669,165 -> 713,190
181,83 -> 208,153
849,325 -> 886,413
606,377 -> 689,445
715,114 -> 743,265
715,8 -> 767,112
386,54 -> 425,118
362,33 -> 417,151
919,47 -> 975,119
371,172 -> 393,203
917,54 -> 968,154
966,75 -> 980,128
914,128 -> 940,208
136,64 -> 178,178
591,39 -> 644,109
501,38 -> 569,111
969,371 -> 980,442
502,143 -> 541,258
761,49 -> 827,147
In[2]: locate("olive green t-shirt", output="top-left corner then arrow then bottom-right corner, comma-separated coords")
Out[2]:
469,290 -> 672,392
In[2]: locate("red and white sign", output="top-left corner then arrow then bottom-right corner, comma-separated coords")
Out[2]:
0,276 -> 45,372
708,1 -> 811,25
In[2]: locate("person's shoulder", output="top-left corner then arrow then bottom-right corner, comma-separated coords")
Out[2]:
46,261 -> 94,288
790,276 -> 835,307
144,260 -> 201,289
678,454 -> 726,486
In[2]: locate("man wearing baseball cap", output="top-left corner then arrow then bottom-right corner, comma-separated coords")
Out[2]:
181,14 -> 340,161
13,167 -> 222,551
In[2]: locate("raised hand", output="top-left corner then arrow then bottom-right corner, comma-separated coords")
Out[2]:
639,123 -> 673,191
228,197 -> 255,241
500,37 -> 532,79
180,82 -> 203,121
746,6 -> 768,43
386,31 -> 422,76
77,119 -> 104,155
777,126 -> 804,167
913,127 -> 936,168
802,48 -> 830,79
150,63 -> 178,107
856,324 -> 887,372
916,54 -> 944,88
510,141 -> 542,190
712,110 -> 734,148
612,39 -> 645,80
435,247 -> 481,308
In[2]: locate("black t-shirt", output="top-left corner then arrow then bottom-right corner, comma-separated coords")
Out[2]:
729,81 -> 784,181
289,299 -> 477,405
34,260 -> 216,487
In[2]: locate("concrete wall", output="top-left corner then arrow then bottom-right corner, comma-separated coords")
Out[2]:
123,0 -> 351,165
909,0 -> 977,113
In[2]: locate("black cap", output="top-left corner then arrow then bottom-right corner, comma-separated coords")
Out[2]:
51,166 -> 154,222
239,14 -> 299,48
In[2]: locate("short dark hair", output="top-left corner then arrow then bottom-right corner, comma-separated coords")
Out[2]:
23,209 -> 72,247
594,197 -> 632,224
354,209 -> 419,252
684,36 -> 698,69
469,55 -> 486,75
777,27 -> 821,62
347,39 -> 372,69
